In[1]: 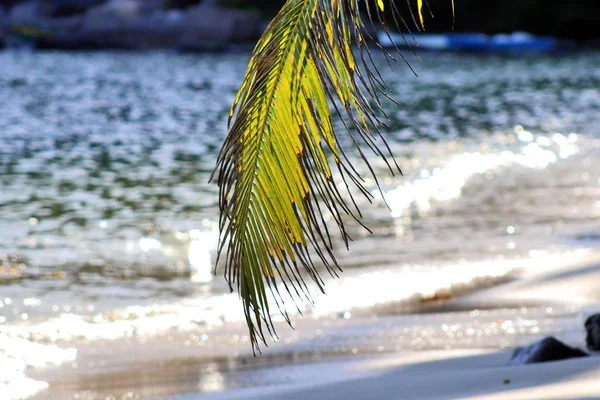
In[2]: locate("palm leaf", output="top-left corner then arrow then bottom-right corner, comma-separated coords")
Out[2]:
416,0 -> 455,29
212,0 -> 432,351
417,0 -> 425,28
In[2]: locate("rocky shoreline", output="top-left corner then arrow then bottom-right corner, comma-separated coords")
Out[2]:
0,0 -> 265,51
1,0 -> 599,52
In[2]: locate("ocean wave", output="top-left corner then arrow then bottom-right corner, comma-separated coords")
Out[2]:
0,247 -> 591,399
0,333 -> 76,400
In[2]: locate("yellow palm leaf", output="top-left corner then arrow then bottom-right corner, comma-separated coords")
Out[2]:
212,0 -> 432,351
416,0 -> 456,29
417,0 -> 425,28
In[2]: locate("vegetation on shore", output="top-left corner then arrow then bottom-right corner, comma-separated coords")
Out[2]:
228,0 -> 600,41
1,0 -> 599,48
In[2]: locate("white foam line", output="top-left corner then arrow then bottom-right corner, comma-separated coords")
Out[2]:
0,334 -> 76,400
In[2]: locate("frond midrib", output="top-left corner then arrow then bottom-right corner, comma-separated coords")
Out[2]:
235,0 -> 316,238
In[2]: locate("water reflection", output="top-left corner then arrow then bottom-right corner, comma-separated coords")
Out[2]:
188,223 -> 219,284
0,331 -> 76,399
198,362 -> 225,392
377,128 -> 580,224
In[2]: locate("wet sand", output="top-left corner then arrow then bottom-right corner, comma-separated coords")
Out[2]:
196,349 -> 600,400
28,250 -> 600,400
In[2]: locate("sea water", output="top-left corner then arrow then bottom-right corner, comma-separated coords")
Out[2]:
1,50 -> 600,398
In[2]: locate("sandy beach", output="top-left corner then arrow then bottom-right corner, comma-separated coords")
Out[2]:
25,249 -> 600,400
194,251 -> 600,400
184,249 -> 600,400
196,350 -> 600,400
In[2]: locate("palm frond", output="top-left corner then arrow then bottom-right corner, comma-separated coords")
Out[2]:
417,0 -> 425,28
212,0 -> 426,351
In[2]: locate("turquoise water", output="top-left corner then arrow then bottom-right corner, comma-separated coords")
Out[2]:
1,49 -> 600,317
1,49 -> 600,398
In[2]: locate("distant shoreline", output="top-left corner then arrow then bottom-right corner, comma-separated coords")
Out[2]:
2,0 -> 600,53
0,1 -> 265,52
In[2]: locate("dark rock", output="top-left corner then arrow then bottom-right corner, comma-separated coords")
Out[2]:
8,0 -> 43,24
43,0 -> 106,18
178,1 -> 262,50
81,0 -> 143,33
81,6 -> 123,34
136,0 -> 166,15
163,0 -> 202,9
103,0 -> 143,18
0,7 -> 6,28
508,336 -> 588,366
78,0 -> 184,49
0,8 -> 6,47
585,314 -> 600,351
5,0 -> 263,51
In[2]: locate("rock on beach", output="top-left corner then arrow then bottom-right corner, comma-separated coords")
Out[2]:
508,336 -> 588,366
1,0 -> 263,51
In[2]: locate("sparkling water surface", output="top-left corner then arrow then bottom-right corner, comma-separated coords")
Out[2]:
1,49 -> 600,398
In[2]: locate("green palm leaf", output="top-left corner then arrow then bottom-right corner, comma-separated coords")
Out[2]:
213,0 -> 431,351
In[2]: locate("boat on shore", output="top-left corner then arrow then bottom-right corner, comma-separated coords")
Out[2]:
379,31 -> 560,53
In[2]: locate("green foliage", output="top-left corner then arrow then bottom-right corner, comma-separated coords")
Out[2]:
213,0 -> 430,351
220,0 -> 286,17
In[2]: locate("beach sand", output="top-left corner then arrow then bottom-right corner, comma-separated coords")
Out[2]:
194,251 -> 600,400
195,350 -> 600,400
30,250 -> 600,400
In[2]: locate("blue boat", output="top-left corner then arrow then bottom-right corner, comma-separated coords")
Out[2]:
379,31 -> 558,53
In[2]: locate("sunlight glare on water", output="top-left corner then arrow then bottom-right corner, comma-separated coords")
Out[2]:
188,221 -> 219,283
376,128 -> 580,220
1,50 -> 600,398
